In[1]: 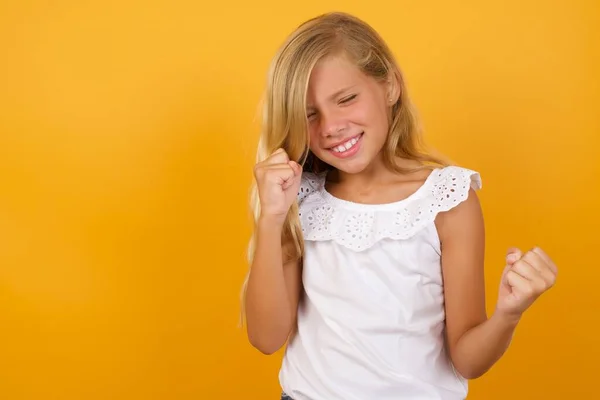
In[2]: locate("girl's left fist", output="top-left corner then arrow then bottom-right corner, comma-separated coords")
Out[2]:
496,247 -> 558,319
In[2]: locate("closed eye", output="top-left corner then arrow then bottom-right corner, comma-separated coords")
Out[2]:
306,93 -> 357,120
340,94 -> 357,104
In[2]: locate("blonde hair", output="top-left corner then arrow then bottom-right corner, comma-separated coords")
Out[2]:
239,12 -> 448,324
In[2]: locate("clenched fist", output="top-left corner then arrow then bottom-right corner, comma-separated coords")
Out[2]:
496,247 -> 558,320
254,148 -> 302,224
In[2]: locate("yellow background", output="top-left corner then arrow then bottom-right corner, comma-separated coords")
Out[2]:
1,1 -> 598,399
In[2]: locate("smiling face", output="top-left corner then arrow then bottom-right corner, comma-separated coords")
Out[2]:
305,55 -> 394,175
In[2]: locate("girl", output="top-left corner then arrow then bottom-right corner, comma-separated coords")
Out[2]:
242,11 -> 558,400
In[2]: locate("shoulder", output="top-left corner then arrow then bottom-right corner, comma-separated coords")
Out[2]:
432,165 -> 484,241
427,165 -> 482,198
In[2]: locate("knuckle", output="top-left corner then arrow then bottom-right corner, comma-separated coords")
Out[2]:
535,280 -> 547,293
270,148 -> 289,161
513,260 -> 527,271
523,251 -> 536,263
523,284 -> 535,297
533,246 -> 546,256
254,164 -> 265,177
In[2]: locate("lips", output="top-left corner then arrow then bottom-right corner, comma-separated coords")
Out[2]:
327,132 -> 363,159
328,133 -> 363,153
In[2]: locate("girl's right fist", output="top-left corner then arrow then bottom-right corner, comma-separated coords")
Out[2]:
253,148 -> 302,223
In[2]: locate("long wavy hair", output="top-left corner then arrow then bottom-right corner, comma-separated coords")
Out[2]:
239,12 -> 448,324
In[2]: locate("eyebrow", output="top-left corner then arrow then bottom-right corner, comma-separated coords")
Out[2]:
306,85 -> 357,110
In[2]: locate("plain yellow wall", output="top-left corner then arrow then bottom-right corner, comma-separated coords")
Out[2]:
0,1 -> 598,399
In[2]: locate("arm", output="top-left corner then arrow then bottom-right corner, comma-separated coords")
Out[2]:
244,149 -> 304,355
244,216 -> 302,355
436,189 -> 516,379
436,189 -> 557,379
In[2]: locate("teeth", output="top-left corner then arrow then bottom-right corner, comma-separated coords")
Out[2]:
333,136 -> 360,153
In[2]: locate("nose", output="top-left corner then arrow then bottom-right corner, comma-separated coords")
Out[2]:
320,109 -> 348,137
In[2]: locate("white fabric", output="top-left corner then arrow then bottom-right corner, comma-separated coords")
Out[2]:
279,166 -> 482,400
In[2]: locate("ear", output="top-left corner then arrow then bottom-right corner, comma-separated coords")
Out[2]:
386,72 -> 401,105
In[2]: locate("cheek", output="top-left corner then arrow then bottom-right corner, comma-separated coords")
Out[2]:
308,123 -> 318,138
354,99 -> 384,127
367,102 -> 390,134
308,142 -> 324,158
307,124 -> 321,148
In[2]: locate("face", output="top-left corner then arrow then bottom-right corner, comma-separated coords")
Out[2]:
305,55 -> 393,174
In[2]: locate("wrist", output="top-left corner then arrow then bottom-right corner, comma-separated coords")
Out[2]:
257,213 -> 286,231
491,308 -> 522,329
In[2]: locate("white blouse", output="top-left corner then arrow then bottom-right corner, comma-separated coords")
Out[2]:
279,166 -> 482,400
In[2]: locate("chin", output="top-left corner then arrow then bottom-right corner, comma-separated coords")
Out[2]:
317,154 -> 371,175
333,159 -> 370,174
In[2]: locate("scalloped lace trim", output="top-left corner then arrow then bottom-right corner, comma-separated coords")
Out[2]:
297,167 -> 482,251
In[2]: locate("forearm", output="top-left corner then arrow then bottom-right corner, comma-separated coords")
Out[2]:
245,217 -> 292,353
450,311 -> 521,379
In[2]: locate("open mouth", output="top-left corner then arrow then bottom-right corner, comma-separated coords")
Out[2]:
329,133 -> 363,155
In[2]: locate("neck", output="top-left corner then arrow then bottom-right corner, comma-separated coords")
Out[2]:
335,157 -> 388,186
330,155 -> 423,187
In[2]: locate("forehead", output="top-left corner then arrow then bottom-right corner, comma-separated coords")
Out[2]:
307,56 -> 370,98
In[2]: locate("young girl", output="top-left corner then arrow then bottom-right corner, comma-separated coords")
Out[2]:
242,12 -> 558,400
